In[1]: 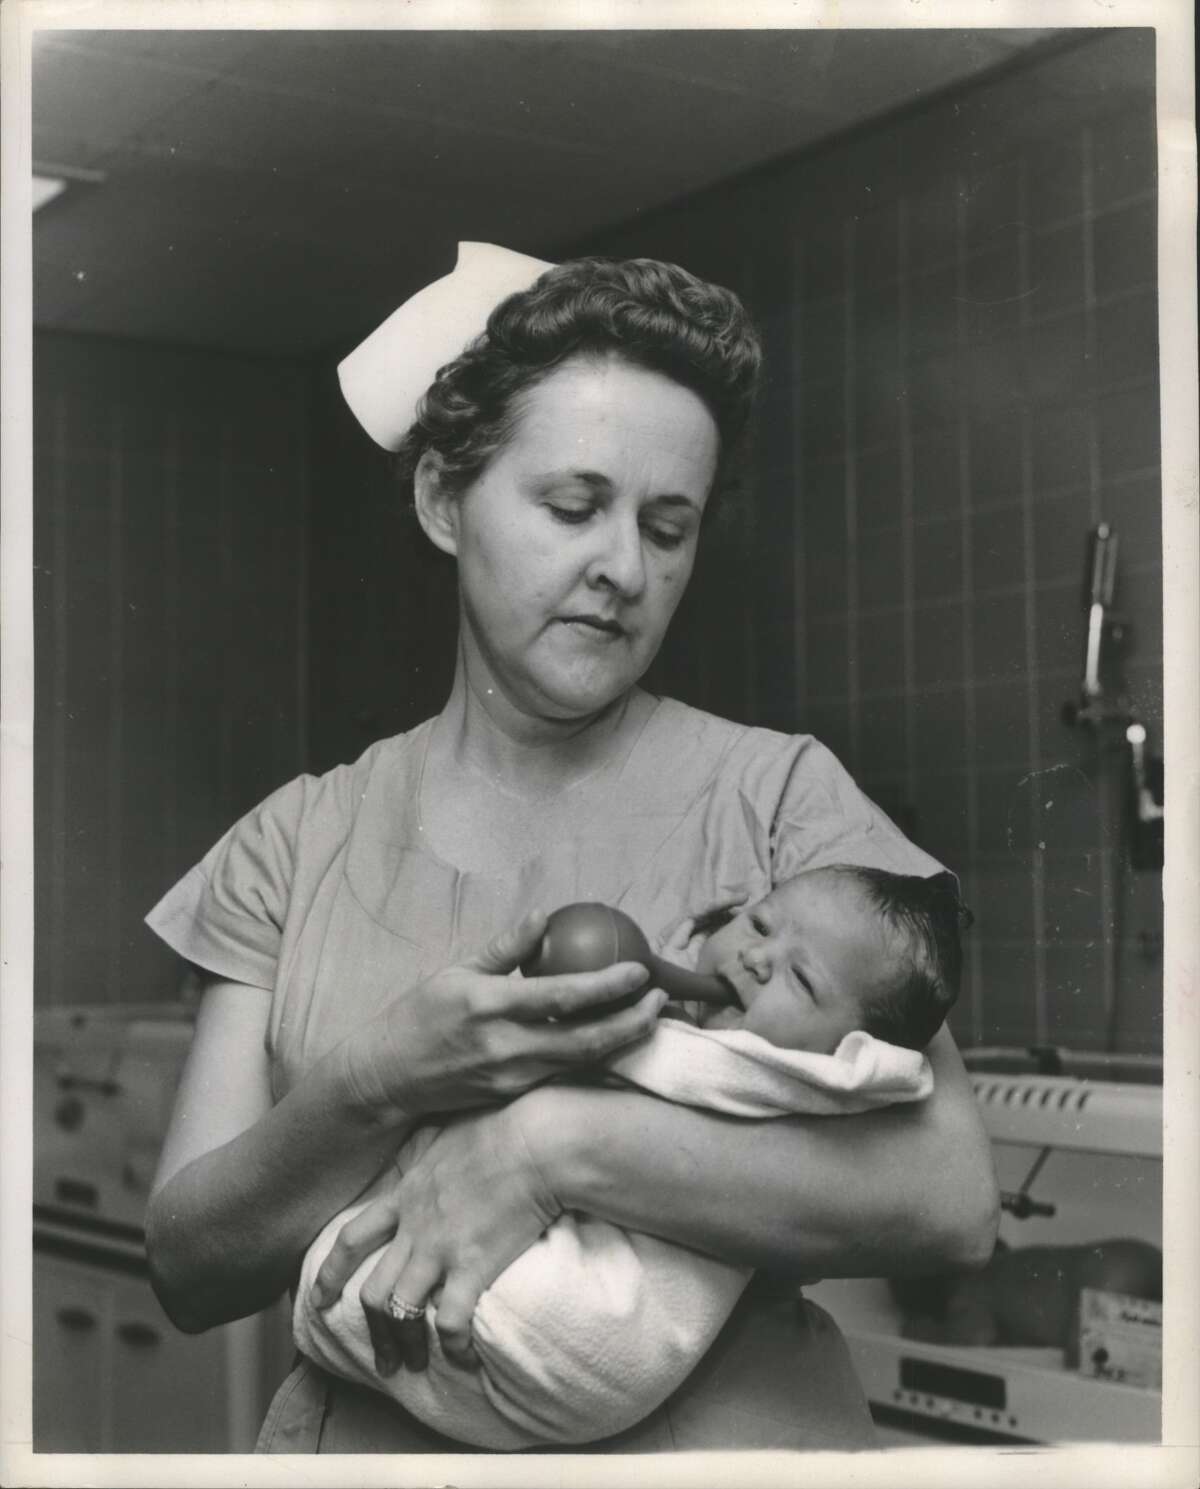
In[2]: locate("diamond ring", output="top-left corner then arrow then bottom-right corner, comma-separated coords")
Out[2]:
386,1292 -> 426,1323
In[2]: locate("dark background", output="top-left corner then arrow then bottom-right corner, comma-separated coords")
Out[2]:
33,28 -> 1162,1054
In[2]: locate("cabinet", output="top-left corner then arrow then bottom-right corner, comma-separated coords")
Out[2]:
34,1248 -> 283,1452
108,1272 -> 229,1452
33,1258 -> 107,1451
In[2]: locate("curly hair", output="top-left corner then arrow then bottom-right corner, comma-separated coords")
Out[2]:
393,256 -> 762,519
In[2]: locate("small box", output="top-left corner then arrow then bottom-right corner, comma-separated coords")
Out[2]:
1078,1286 -> 1162,1390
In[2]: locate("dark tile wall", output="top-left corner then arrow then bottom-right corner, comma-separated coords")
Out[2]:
297,32 -> 1162,1054
582,30 -> 1163,1054
37,36 -> 1163,1057
33,332 -> 313,1006
304,364 -> 460,774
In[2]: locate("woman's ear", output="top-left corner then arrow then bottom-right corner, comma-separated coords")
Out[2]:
413,450 -> 459,557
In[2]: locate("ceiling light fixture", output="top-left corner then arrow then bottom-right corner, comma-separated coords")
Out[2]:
31,161 -> 107,214
32,174 -> 67,211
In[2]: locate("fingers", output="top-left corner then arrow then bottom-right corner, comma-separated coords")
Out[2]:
501,961 -> 652,1023
358,1248 -> 486,1376
310,1195 -> 400,1310
389,1255 -> 442,1373
465,909 -> 548,976
523,986 -> 666,1065
435,1272 -> 483,1370
664,916 -> 696,954
360,1247 -> 441,1376
358,1236 -> 413,1377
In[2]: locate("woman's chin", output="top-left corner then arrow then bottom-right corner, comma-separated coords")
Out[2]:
467,660 -> 637,727
527,668 -> 644,722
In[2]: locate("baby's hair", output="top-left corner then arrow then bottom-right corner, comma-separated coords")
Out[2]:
830,866 -> 973,1052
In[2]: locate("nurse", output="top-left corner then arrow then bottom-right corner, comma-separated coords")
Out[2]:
145,244 -> 998,1452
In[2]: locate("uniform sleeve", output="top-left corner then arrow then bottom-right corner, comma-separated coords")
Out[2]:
145,776 -> 311,991
770,735 -> 946,882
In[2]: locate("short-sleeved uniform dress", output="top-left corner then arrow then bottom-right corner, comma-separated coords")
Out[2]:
148,695 -> 941,1453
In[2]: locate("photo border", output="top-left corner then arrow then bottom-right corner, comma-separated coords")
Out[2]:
3,3 -> 1195,1485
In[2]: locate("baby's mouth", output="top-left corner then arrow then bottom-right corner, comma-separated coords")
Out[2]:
715,970 -> 744,1009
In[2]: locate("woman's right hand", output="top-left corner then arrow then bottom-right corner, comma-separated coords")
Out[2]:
340,909 -> 665,1120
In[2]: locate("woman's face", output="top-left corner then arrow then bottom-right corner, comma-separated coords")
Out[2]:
429,354 -> 720,724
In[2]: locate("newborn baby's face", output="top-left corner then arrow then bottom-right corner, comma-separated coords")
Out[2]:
695,870 -> 894,1052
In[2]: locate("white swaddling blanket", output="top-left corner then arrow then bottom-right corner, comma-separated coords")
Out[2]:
293,1022 -> 931,1449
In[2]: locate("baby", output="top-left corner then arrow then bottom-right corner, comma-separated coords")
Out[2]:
295,864 -> 969,1449
679,862 -> 968,1055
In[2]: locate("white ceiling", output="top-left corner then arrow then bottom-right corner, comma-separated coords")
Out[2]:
32,28 -> 1068,355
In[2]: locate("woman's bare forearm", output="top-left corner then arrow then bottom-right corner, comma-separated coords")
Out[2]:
528,1029 -> 998,1280
146,1040 -> 414,1332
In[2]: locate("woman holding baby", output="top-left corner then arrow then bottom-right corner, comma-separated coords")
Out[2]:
145,245 -> 998,1453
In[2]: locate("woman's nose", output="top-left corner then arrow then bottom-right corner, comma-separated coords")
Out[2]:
587,515 -> 646,598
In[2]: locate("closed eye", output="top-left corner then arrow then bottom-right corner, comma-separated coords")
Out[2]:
547,503 -> 594,525
547,505 -> 687,551
791,967 -> 815,997
642,523 -> 687,551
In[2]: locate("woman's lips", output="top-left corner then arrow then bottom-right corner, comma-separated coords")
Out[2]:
558,615 -> 626,639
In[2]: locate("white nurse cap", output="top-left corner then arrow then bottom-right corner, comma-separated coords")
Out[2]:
337,241 -> 554,451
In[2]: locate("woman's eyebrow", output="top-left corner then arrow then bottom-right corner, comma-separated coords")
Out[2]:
538,468 -> 612,492
646,493 -> 702,516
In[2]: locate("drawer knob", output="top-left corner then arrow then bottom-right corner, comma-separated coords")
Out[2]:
56,1306 -> 97,1332
116,1320 -> 161,1348
53,1095 -> 86,1131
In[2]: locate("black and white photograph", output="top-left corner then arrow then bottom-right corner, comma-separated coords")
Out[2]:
2,2 -> 1196,1483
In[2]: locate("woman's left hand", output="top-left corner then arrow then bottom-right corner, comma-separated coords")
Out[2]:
309,1097 -> 562,1375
